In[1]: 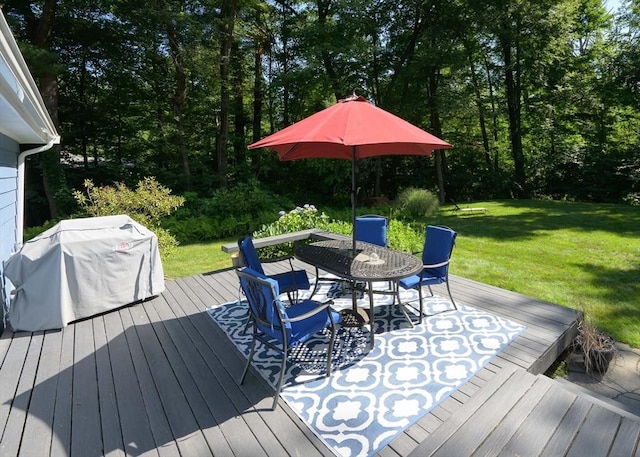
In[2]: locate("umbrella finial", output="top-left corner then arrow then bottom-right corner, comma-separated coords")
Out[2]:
340,93 -> 366,103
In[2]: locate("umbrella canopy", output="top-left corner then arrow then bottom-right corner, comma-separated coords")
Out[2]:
249,95 -> 452,160
248,95 -> 453,254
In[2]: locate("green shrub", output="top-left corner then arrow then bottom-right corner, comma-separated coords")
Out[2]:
396,188 -> 439,219
73,177 -> 185,260
23,219 -> 59,242
164,180 -> 293,243
387,219 -> 425,253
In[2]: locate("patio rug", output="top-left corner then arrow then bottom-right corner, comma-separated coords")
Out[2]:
207,280 -> 525,457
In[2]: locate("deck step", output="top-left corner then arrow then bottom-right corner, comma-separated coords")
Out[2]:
409,369 -> 640,456
553,376 -> 640,420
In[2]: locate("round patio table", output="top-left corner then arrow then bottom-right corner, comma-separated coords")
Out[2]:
294,239 -> 423,348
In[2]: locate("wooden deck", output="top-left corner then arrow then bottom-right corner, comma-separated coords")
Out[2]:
0,259 -> 638,456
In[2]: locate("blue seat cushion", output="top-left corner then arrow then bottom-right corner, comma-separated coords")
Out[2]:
398,271 -> 445,290
258,299 -> 342,345
355,216 -> 387,247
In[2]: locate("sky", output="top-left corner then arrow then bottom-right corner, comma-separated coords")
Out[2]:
605,0 -> 623,14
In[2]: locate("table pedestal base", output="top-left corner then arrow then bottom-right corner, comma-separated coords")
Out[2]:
340,308 -> 370,327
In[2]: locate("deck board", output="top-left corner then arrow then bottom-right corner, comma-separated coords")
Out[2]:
2,331 -> 42,457
1,260 -> 638,456
71,319 -> 102,457
93,317 -> 126,457
102,310 -> 158,455
19,330 -> 62,457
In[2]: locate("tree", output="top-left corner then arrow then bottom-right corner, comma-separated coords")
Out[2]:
6,0 -> 66,218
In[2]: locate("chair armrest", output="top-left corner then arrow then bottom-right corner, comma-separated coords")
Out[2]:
283,300 -> 335,323
422,260 -> 450,269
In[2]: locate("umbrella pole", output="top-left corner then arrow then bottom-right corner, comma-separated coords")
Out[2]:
351,146 -> 357,257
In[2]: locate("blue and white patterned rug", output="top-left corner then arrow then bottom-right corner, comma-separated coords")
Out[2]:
208,280 -> 525,457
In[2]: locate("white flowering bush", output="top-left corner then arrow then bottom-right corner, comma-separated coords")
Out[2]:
251,203 -> 429,260
253,204 -> 335,259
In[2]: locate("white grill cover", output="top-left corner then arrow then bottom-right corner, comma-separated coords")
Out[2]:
4,215 -> 165,331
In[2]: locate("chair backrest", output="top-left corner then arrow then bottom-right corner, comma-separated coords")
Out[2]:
236,267 -> 290,339
355,215 -> 388,247
422,225 -> 456,279
238,236 -> 265,275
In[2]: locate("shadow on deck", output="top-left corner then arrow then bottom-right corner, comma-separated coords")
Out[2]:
0,260 -> 637,456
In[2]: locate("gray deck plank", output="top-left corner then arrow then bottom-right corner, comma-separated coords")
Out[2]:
472,376 -> 553,456
609,417 -> 640,457
135,297 -> 232,457
497,379 -> 578,457
539,396 -> 593,457
148,292 -> 265,457
2,331 -> 43,457
102,310 -> 158,456
566,404 -> 623,457
92,317 -> 126,457
19,330 -> 63,457
71,318 -> 102,457
165,279 -> 307,456
407,366 -> 522,456
50,326 -> 74,457
174,275 -> 333,456
0,333 -> 30,442
429,371 -> 542,456
117,306 -> 183,457
184,274 -> 336,457
163,281 -> 294,457
0,330 -> 12,367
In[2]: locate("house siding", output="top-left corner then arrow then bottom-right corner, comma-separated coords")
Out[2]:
0,133 -> 18,262
0,133 -> 18,331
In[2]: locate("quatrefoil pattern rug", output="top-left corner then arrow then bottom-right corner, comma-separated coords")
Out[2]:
208,281 -> 525,457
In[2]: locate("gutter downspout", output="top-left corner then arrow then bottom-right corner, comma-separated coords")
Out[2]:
15,137 -> 59,250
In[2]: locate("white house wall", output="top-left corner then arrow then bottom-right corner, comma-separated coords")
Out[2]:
0,133 -> 18,267
0,133 -> 18,328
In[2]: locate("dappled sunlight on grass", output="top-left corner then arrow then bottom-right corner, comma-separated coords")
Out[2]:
436,200 -> 640,347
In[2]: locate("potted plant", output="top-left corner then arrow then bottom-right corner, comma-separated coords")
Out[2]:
575,311 -> 617,375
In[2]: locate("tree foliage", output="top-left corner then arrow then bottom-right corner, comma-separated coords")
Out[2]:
4,0 -> 640,227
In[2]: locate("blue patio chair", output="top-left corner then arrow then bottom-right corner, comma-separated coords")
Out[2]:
355,215 -> 388,247
238,236 -> 311,301
396,225 -> 458,325
237,267 -> 341,410
355,215 -> 391,292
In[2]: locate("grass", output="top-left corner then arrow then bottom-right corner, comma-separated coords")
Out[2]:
162,200 -> 640,348
163,237 -> 237,279
436,200 -> 640,348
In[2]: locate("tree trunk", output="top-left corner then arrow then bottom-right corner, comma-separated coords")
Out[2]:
484,55 -> 500,172
163,0 -> 191,190
502,29 -> 526,196
31,0 -> 62,219
252,39 -> 264,143
280,1 -> 290,126
428,68 -> 447,204
232,40 -> 246,164
466,48 -> 493,170
217,0 -> 238,186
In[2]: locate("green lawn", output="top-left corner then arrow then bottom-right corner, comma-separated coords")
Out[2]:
437,200 -> 640,348
163,200 -> 640,348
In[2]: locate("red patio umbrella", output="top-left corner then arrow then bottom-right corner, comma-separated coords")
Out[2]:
248,95 -> 453,254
